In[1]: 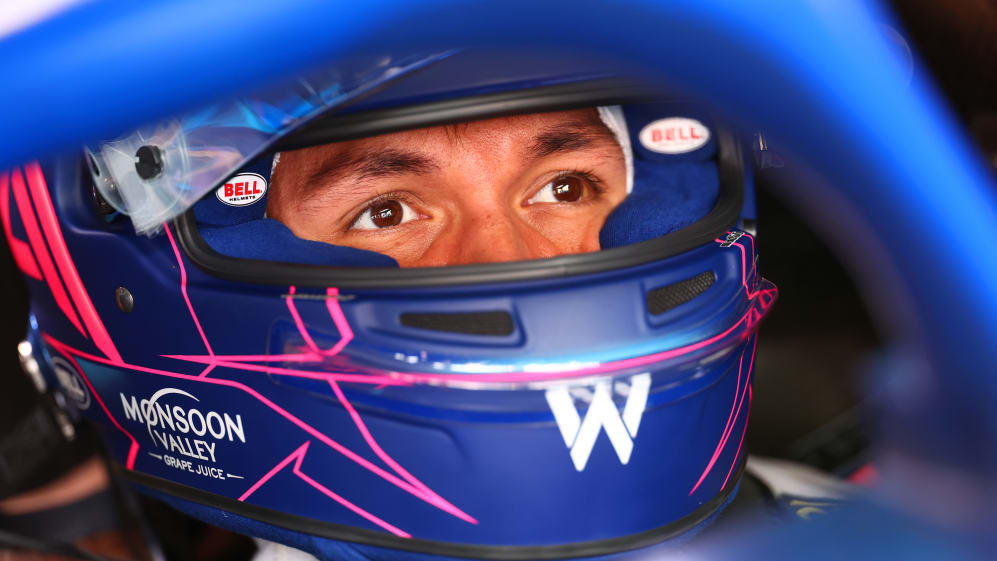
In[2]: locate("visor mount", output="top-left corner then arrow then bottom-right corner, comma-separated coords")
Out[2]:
134,144 -> 163,180
87,157 -> 117,216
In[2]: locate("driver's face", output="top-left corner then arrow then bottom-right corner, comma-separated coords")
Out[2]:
267,109 -> 628,267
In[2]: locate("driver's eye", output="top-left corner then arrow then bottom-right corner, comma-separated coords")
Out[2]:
527,174 -> 589,204
351,199 -> 419,230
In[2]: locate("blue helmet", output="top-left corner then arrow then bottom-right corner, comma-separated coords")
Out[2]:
6,48 -> 774,559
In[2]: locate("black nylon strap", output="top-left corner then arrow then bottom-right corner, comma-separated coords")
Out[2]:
0,527 -> 125,561
0,399 -> 70,498
1,487 -> 121,543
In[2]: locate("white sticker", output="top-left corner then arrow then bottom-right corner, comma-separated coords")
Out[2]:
638,117 -> 710,154
545,373 -> 651,471
120,387 -> 248,480
216,173 -> 267,206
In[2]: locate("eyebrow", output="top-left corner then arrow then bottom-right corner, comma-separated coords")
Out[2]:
355,149 -> 439,181
301,148 -> 439,201
298,115 -> 617,203
527,118 -> 619,160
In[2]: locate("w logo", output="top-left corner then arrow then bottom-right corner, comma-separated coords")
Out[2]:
545,373 -> 651,471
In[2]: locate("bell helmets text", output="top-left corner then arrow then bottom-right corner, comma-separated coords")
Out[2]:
216,172 -> 266,206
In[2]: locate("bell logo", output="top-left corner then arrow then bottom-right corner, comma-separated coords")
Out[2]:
545,373 -> 651,471
216,173 -> 267,207
638,117 -> 710,154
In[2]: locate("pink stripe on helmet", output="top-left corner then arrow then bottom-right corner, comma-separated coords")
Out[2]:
10,166 -> 86,336
0,170 -> 42,279
24,163 -> 122,362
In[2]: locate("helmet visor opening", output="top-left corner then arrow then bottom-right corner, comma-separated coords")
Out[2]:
174,95 -> 744,288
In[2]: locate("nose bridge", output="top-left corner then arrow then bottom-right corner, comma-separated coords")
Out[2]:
455,207 -> 537,264
442,143 -> 558,265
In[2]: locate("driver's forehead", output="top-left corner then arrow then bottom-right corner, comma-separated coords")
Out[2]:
278,108 -> 608,177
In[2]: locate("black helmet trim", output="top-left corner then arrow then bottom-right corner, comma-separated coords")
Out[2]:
123,461 -> 744,560
173,110 -> 743,289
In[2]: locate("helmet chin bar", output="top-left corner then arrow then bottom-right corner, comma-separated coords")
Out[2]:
25,203 -> 768,556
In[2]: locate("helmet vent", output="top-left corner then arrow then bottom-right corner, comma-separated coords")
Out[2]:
647,271 -> 716,315
399,311 -> 515,336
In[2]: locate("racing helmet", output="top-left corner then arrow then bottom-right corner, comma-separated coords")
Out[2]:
4,48 -> 775,560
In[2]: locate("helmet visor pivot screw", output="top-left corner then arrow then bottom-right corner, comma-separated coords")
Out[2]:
134,145 -> 163,180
